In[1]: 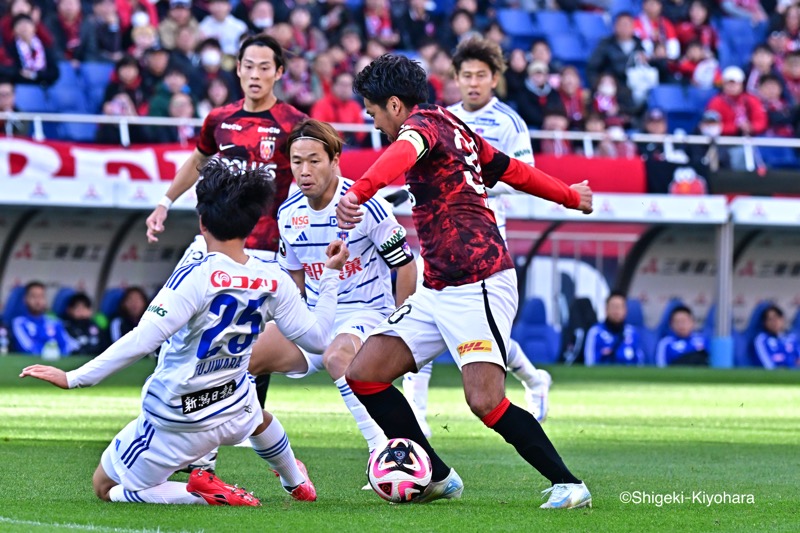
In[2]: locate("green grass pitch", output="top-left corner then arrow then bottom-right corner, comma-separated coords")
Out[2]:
0,355 -> 798,532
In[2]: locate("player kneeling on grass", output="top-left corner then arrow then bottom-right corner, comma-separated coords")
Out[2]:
247,119 -> 417,459
20,159 -> 351,506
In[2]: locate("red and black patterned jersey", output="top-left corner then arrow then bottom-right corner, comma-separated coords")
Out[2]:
197,99 -> 308,251
398,104 -> 514,290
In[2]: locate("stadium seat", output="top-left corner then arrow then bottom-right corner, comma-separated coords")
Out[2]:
511,297 -> 561,364
99,287 -> 125,319
2,286 -> 27,326
535,10 -> 571,38
80,61 -> 114,113
548,34 -> 589,65
627,298 -> 657,365
14,84 -> 50,113
497,8 -> 540,48
689,87 -> 717,110
759,146 -> 799,169
572,12 -> 612,44
648,85 -> 695,114
654,298 -> 687,340
610,0 -> 641,17
741,300 -> 775,367
51,287 -> 76,319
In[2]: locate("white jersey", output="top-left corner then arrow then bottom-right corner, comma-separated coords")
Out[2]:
277,176 -> 412,316
447,97 -> 535,240
67,252 -> 340,431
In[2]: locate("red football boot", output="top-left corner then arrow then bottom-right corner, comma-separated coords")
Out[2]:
187,469 -> 261,506
272,459 -> 317,502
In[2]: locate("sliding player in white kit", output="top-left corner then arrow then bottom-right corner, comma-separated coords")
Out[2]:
402,36 -> 552,436
249,119 -> 417,455
20,159 -> 351,506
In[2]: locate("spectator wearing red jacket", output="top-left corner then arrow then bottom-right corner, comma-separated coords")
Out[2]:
706,66 -> 767,136
675,0 -> 719,55
0,0 -> 53,49
634,0 -> 680,60
310,71 -> 366,146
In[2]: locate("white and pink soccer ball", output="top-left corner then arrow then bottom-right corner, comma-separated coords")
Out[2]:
367,438 -> 432,503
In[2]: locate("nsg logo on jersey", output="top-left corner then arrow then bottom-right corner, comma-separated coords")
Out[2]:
210,270 -> 278,291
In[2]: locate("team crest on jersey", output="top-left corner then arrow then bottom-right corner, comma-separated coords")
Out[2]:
260,137 -> 276,160
211,270 -> 232,287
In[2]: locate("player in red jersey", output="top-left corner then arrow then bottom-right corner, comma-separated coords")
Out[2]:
145,33 -> 306,433
339,54 -> 593,509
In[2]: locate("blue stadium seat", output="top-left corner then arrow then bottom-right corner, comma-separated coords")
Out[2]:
741,300 -> 775,367
497,8 -> 540,48
654,298 -> 687,340
548,34 -> 589,65
573,12 -> 611,43
80,61 -> 114,113
99,288 -> 125,319
535,10 -> 570,38
14,84 -> 50,113
52,287 -> 76,319
759,145 -> 799,169
2,286 -> 27,326
689,87 -> 717,110
511,297 -> 561,364
610,0 -> 641,17
626,298 -> 657,364
648,85 -> 695,114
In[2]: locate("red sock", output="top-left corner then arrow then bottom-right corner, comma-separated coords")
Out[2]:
481,397 -> 511,428
346,377 -> 391,395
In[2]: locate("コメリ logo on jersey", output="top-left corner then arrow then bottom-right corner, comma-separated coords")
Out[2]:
211,270 -> 232,287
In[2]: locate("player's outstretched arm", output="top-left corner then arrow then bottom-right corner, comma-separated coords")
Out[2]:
496,157 -> 593,214
274,240 -> 349,353
146,149 -> 209,243
19,364 -> 68,388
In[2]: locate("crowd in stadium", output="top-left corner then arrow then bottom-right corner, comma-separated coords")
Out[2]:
2,279 -> 798,369
0,0 -> 798,166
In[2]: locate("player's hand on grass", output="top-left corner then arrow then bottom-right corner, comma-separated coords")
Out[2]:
19,365 -> 69,389
146,206 -> 169,243
336,192 -> 363,229
325,240 -> 350,270
570,180 -> 593,214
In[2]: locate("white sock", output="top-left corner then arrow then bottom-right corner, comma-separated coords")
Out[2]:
403,363 -> 432,422
250,416 -> 305,488
109,482 -> 207,505
506,339 -> 540,388
334,376 -> 386,451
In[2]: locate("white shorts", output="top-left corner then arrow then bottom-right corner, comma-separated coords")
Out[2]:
100,390 -> 263,491
371,269 -> 518,371
284,309 -> 389,379
174,235 -> 278,271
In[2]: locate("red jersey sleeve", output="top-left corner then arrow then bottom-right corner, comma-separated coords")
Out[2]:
196,110 -> 218,156
348,111 -> 439,203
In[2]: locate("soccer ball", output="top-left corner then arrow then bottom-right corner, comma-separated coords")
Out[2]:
367,438 -> 432,503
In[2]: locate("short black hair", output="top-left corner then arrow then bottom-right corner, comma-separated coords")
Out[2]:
758,73 -> 782,86
452,35 -> 506,75
12,13 -> 33,28
670,304 -> 693,319
24,281 -> 44,295
195,158 -> 276,241
238,33 -> 285,71
353,54 -> 429,109
761,304 -> 784,323
67,292 -> 92,310
607,290 -> 626,303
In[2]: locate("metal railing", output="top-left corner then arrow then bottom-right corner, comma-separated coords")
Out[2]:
1,111 -> 798,171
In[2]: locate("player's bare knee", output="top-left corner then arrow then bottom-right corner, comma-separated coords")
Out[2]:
323,348 -> 351,379
92,468 -> 115,502
464,387 -> 505,419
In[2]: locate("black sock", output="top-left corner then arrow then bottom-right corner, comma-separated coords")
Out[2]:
491,403 -> 581,485
255,374 -> 271,409
353,385 -> 451,482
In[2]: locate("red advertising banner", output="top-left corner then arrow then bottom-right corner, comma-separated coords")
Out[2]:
0,139 -> 647,203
